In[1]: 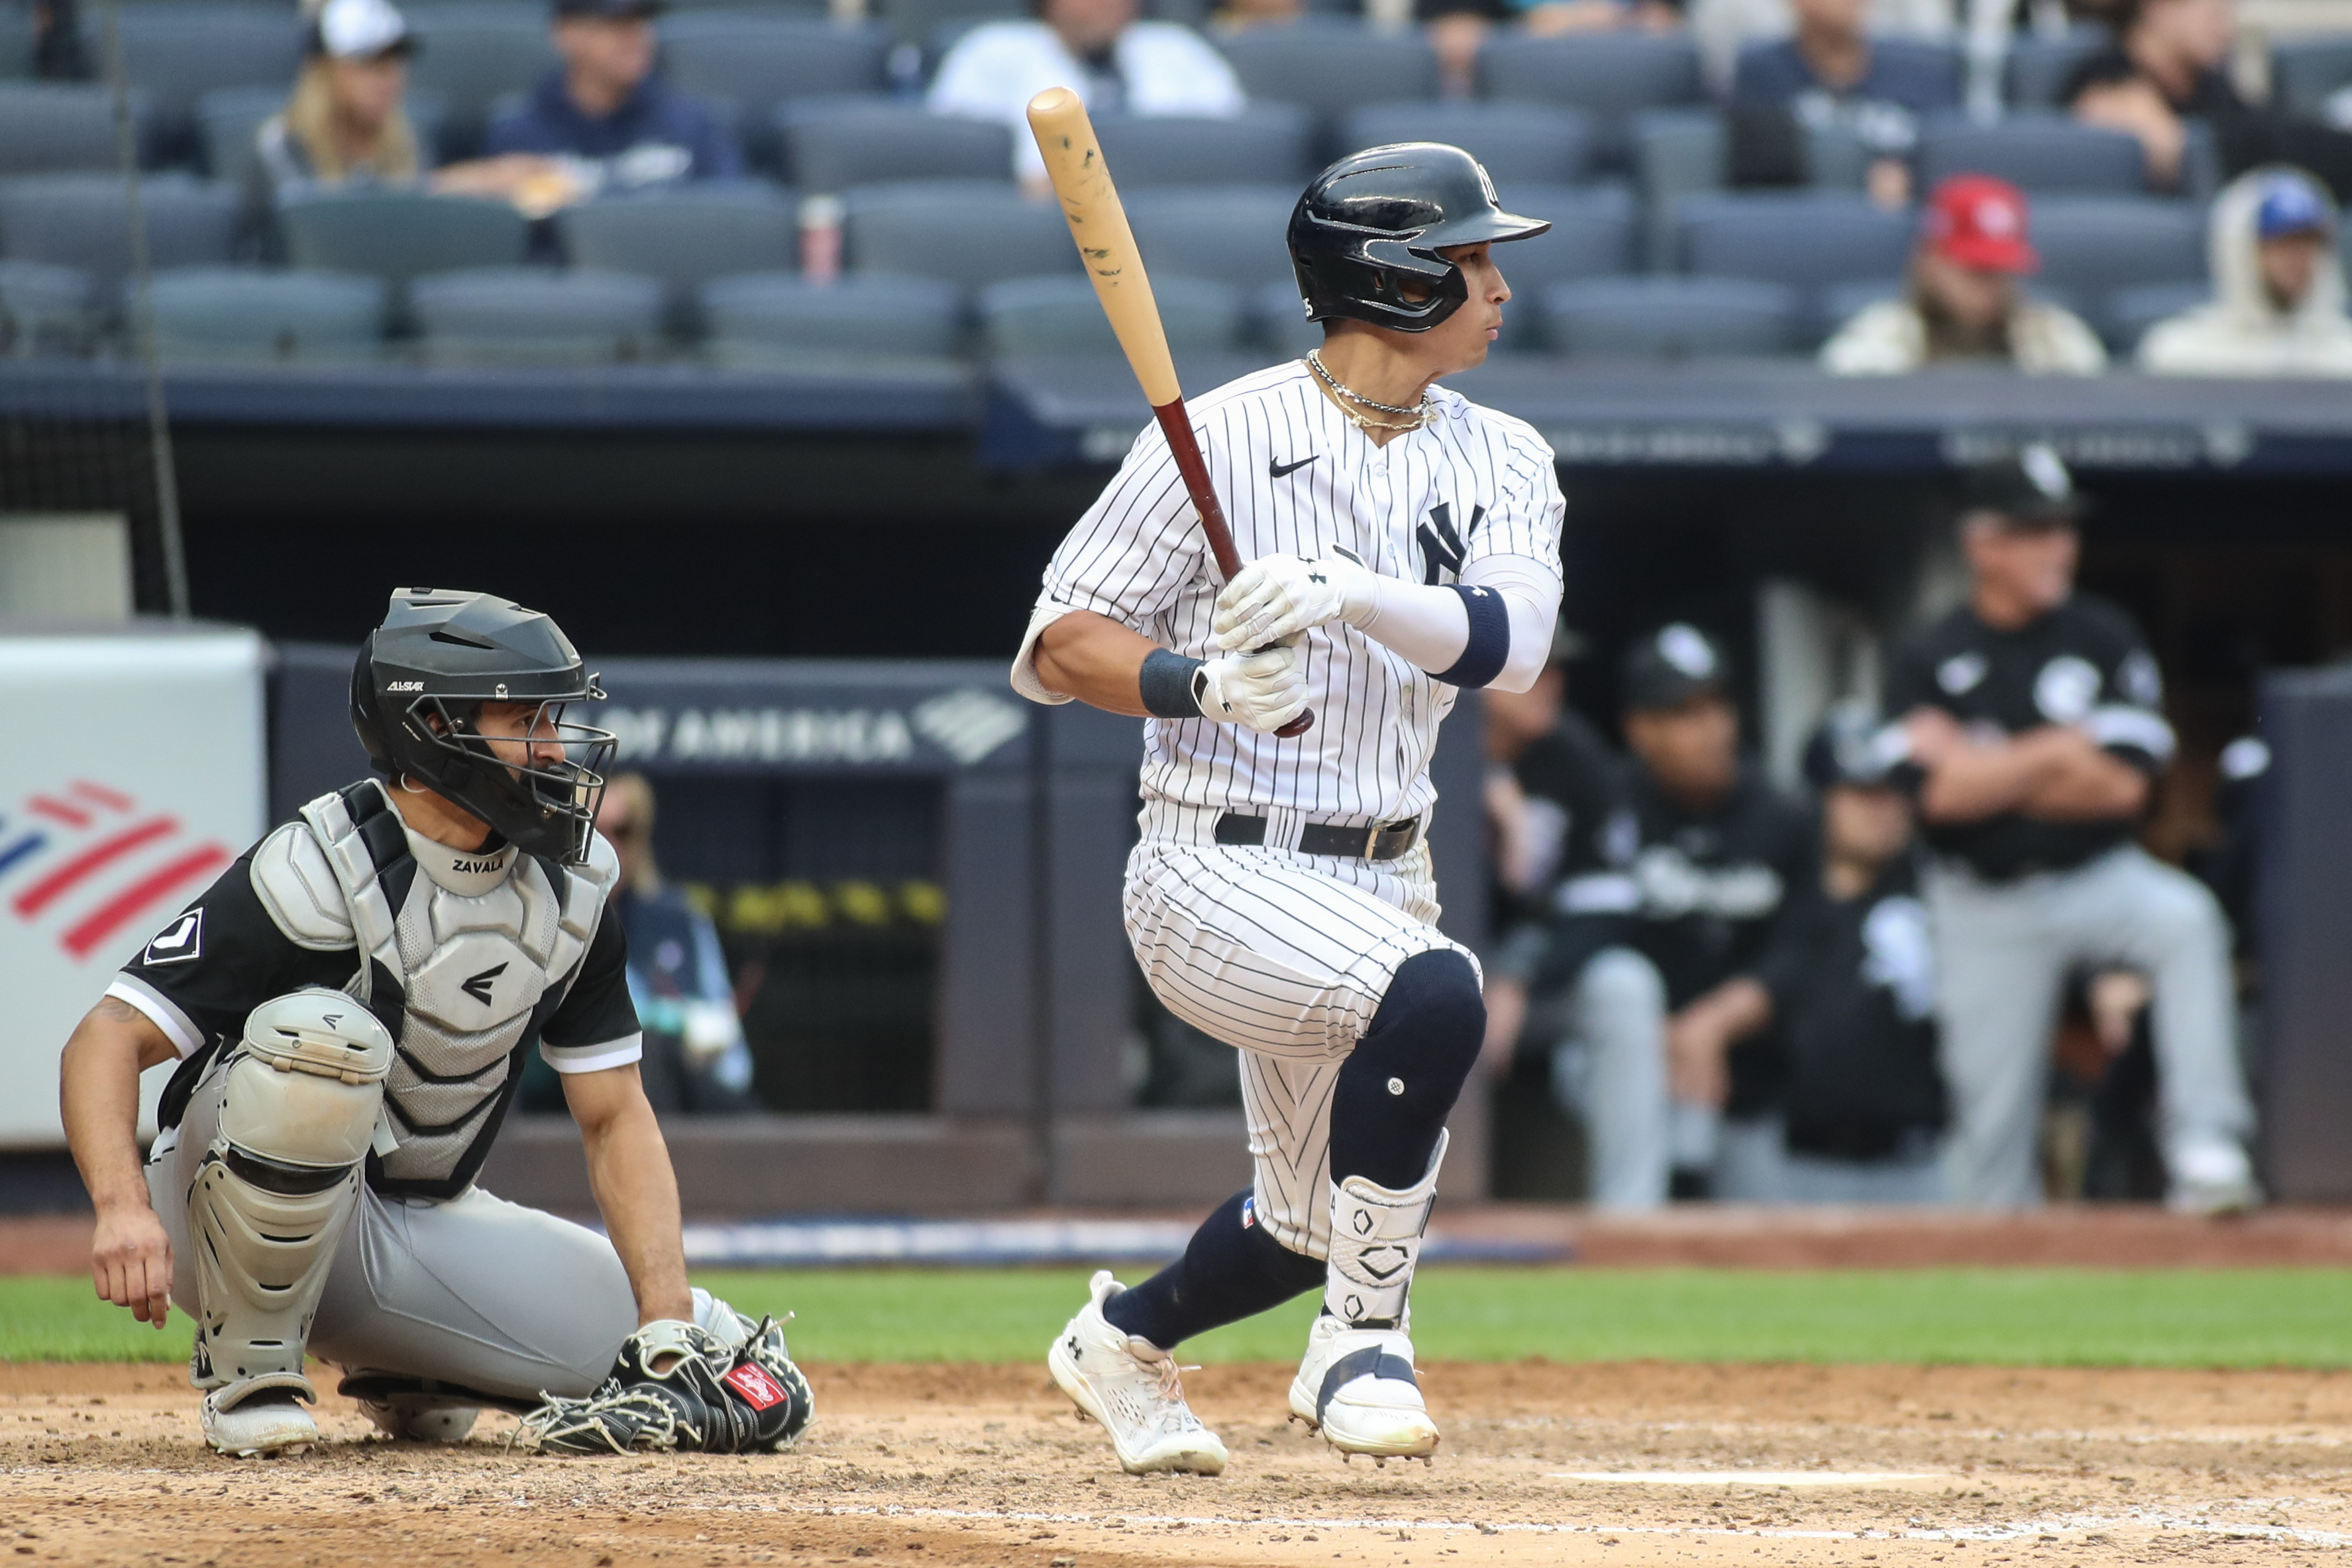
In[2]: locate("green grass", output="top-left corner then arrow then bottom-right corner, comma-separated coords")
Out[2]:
10,1267 -> 2349,1369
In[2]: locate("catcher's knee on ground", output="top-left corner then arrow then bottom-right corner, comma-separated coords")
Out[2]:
186,990 -> 391,1407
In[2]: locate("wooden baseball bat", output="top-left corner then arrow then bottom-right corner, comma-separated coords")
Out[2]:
1026,86 -> 1313,738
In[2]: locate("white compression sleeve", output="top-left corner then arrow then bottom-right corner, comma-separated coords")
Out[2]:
1348,553 -> 1561,694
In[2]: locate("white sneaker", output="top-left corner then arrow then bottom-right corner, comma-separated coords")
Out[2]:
1047,1270 -> 1226,1476
1288,1314 -> 1438,1461
201,1386 -> 318,1457
2168,1135 -> 2261,1216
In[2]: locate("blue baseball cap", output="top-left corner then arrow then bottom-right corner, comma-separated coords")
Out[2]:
2255,172 -> 2331,240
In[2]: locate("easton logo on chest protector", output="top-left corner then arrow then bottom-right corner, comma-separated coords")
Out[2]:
1418,502 -> 1485,585
460,962 -> 508,1006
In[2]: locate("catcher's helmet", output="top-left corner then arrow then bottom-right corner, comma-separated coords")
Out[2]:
350,588 -> 614,862
1287,142 -> 1550,333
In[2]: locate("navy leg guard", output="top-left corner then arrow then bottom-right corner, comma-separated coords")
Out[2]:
1328,949 -> 1485,1190
1102,1189 -> 1324,1351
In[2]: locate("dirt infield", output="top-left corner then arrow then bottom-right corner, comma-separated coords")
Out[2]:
1,1360 -> 2344,1567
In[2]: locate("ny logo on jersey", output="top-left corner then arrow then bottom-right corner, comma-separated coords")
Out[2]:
1417,501 -> 1485,585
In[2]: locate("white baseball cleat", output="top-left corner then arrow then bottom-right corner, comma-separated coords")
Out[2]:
2168,1135 -> 2261,1216
1288,1314 -> 1439,1461
1047,1270 -> 1227,1476
200,1386 -> 319,1458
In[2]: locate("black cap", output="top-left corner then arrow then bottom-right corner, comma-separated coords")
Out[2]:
553,0 -> 663,19
1961,441 -> 2085,527
1622,622 -> 1729,713
1803,702 -> 1904,789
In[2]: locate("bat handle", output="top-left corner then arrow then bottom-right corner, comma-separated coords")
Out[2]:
1276,710 -> 1315,737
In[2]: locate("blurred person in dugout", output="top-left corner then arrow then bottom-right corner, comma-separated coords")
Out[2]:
1416,0 -> 1684,104
521,772 -> 759,1116
2140,166 -> 2352,376
926,0 -> 1243,193
1727,0 -> 1960,207
2066,0 -> 2352,198
1821,174 -> 2107,375
1880,445 -> 2258,1214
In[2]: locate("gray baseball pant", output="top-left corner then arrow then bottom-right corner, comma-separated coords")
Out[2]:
1925,845 -> 2253,1208
1548,945 -> 1670,1210
147,1051 -> 638,1402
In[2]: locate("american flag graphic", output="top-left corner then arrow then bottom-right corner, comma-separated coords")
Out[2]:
0,780 -> 234,962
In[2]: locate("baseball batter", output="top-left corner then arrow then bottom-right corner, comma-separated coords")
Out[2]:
59,589 -> 811,1459
1013,144 -> 1564,1473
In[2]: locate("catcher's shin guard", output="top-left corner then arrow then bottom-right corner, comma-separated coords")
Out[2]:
188,992 -> 392,1411
519,1316 -> 814,1456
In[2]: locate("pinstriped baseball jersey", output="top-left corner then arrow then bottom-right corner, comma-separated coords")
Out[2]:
1026,359 -> 1565,825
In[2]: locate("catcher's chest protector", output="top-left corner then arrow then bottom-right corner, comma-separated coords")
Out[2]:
252,781 -> 615,1197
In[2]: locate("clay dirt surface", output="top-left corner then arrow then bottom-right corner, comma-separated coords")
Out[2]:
0,1359 -> 2343,1566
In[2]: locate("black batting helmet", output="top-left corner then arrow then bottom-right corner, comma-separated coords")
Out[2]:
350,588 -> 615,862
1287,142 -> 1550,334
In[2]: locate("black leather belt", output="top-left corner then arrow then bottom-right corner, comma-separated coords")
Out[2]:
1214,812 -> 1422,861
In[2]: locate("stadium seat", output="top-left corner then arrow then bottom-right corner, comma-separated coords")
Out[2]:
0,174 -> 239,291
559,183 -> 796,332
783,103 -> 1014,192
2004,25 -> 2111,109
403,3 -> 553,160
1093,106 -> 1314,191
279,189 -> 528,293
1127,185 -> 1299,291
877,0 -> 1020,48
0,259 -> 94,356
141,264 -> 386,363
979,273 -> 1242,355
2102,278 -> 2210,356
1475,32 -> 1704,168
2270,36 -> 2352,122
845,183 -> 1074,289
0,7 -> 34,79
410,266 -> 666,365
1485,182 -> 1637,346
1915,115 -> 2147,194
0,83 -> 133,177
1676,191 -> 1911,329
1255,277 -> 1316,356
81,5 -> 303,170
700,270 -> 963,368
2028,195 -> 2206,297
1540,275 -> 1800,357
1216,21 -> 1441,137
659,17 -> 891,170
1632,107 -> 1724,267
1337,101 -> 1597,187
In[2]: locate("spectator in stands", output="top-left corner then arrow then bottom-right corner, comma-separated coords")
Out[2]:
1821,175 -> 2108,374
2140,166 -> 2352,376
1418,0 -> 1685,103
1691,0 -> 1948,93
481,0 -> 741,206
1729,0 -> 1960,206
1750,706 -> 1947,1204
252,0 -> 425,204
2066,0 -> 2352,195
929,0 -> 1244,193
1881,444 -> 2258,1213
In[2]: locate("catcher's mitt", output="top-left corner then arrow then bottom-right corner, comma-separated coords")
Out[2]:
517,1316 -> 814,1456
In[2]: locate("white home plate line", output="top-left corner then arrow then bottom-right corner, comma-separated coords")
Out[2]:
1553,1472 -> 1943,1486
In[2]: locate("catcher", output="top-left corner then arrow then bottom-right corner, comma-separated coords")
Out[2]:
60,588 -> 811,1459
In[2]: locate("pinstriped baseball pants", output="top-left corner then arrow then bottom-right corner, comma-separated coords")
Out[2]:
1124,801 -> 1477,1261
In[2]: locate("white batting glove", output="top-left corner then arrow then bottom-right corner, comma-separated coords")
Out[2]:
1212,553 -> 1379,653
1194,641 -> 1308,733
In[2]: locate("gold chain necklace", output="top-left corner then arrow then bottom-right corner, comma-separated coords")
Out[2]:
1307,349 -> 1432,433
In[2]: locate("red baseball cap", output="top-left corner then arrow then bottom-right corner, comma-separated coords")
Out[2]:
1922,175 -> 2038,273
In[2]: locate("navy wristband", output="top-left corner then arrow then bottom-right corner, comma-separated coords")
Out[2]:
1139,648 -> 1206,718
1431,584 -> 1511,688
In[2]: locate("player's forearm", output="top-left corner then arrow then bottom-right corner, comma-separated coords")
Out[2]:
2017,734 -> 2151,820
1032,610 -> 1155,717
570,1073 -> 694,1325
61,1002 -> 171,1216
1916,730 -> 2072,823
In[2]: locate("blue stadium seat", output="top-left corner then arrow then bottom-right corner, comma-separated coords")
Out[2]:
1915,114 -> 2147,194
1540,276 -> 1800,357
845,183 -> 1074,289
783,103 -> 1013,192
410,266 -> 666,364
279,189 -> 528,292
1217,21 -> 1440,136
558,183 -> 797,327
1676,191 -> 1911,330
2028,195 -> 2206,296
403,3 -> 553,160
1126,185 -> 1299,291
1093,106 -> 1315,191
2270,36 -> 2352,121
2004,26 -> 2111,109
0,84 -> 133,177
659,17 -> 891,170
1255,277 -> 1317,356
0,174 -> 239,292
141,265 -> 386,363
1485,182 -> 1636,347
877,0 -> 1020,48
701,271 -> 963,368
81,5 -> 303,170
0,259 -> 94,356
1475,32 -> 1703,168
2102,278 -> 2211,356
0,7 -> 34,79
1338,101 -> 1598,187
979,273 -> 1243,355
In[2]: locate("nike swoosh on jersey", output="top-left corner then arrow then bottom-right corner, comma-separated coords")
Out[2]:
1269,454 -> 1318,478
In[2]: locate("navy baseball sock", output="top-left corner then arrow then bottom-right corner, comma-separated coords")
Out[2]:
1102,1188 -> 1324,1351
1328,949 -> 1485,1188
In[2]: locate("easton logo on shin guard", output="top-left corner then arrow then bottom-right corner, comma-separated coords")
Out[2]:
723,1362 -> 788,1411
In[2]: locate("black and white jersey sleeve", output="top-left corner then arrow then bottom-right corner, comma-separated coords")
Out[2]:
536,910 -> 641,1074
